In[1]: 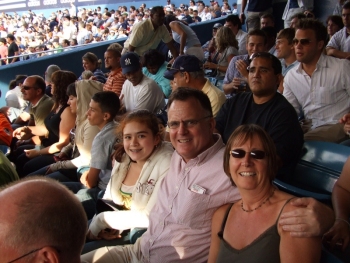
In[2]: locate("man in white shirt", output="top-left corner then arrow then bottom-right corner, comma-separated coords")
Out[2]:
120,52 -> 165,113
225,15 -> 248,55
284,19 -> 350,142
326,1 -> 350,59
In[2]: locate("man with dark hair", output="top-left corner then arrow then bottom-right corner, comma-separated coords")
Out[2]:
260,13 -> 275,28
120,52 -> 165,113
82,87 -> 333,263
284,19 -> 350,142
216,52 -> 303,180
223,29 -> 267,95
142,49 -> 171,97
63,91 -> 120,219
225,14 -> 248,55
0,177 -> 87,262
326,1 -> 350,59
289,12 -> 306,28
103,44 -> 126,96
122,6 -> 178,58
6,33 -> 19,63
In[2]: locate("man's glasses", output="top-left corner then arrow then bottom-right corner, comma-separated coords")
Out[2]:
167,116 -> 212,129
230,149 -> 266,159
292,38 -> 312,46
22,86 -> 35,90
8,248 -> 42,263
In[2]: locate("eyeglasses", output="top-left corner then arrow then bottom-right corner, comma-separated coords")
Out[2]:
22,85 -> 35,90
292,38 -> 312,46
230,149 -> 266,159
167,115 -> 212,129
8,247 -> 42,263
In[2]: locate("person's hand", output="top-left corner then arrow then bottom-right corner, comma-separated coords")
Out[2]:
236,60 -> 249,78
339,113 -> 350,124
98,229 -> 121,240
204,61 -> 216,69
86,230 -> 101,241
89,76 -> 97,81
13,126 -> 32,140
323,219 -> 350,251
80,171 -> 89,187
24,149 -> 40,159
279,197 -> 335,237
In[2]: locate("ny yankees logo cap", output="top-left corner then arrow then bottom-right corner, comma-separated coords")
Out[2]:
120,52 -> 141,74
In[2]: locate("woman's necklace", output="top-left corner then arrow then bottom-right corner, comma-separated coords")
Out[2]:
241,188 -> 276,212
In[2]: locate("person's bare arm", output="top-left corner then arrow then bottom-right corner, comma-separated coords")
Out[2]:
80,167 -> 100,188
239,0 -> 247,24
279,203 -> 322,263
14,112 -> 31,124
165,40 -> 179,59
208,204 -> 230,263
10,51 -> 19,63
170,22 -> 187,55
326,47 -> 350,59
323,157 -> 350,250
279,197 -> 335,237
128,45 -> 136,52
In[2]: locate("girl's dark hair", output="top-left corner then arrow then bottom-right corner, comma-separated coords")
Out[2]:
66,82 -> 77,97
51,70 -> 77,110
112,110 -> 161,162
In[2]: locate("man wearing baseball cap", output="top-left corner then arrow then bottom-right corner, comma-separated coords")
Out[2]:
120,52 -> 165,113
164,54 -> 225,117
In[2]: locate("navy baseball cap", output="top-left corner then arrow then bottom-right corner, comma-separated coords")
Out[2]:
120,52 -> 141,74
164,55 -> 203,80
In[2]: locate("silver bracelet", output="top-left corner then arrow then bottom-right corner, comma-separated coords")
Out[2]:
335,217 -> 350,229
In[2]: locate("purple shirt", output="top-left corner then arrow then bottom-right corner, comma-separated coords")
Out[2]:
140,134 -> 241,262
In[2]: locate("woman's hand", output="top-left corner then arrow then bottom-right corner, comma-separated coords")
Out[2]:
323,219 -> 350,251
98,229 -> 121,240
13,126 -> 32,140
204,61 -> 216,70
24,149 -> 40,159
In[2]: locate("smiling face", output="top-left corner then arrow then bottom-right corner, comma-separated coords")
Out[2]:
229,134 -> 269,190
123,121 -> 160,164
275,37 -> 293,59
82,58 -> 96,71
246,35 -> 266,56
168,98 -> 215,163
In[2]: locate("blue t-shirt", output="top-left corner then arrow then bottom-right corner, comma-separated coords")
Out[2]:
247,0 -> 273,12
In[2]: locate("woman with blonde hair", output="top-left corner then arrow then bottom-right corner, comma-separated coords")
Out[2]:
204,26 -> 238,78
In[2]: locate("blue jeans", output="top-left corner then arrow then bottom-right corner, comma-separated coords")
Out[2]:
28,165 -> 78,182
62,182 -> 101,220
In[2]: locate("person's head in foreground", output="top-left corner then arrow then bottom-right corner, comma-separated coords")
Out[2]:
0,177 -> 87,263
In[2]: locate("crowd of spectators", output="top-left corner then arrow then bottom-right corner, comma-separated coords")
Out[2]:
1,0 -> 350,262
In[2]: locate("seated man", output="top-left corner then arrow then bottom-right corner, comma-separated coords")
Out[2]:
223,29 -> 267,95
284,19 -> 350,143
142,49 -> 171,98
225,14 -> 248,55
216,52 -> 303,181
164,54 -> 226,117
120,52 -> 165,114
63,91 -> 120,219
82,88 -> 334,263
0,177 -> 87,262
326,1 -> 350,59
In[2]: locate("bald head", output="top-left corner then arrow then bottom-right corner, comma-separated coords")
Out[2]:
0,177 -> 87,263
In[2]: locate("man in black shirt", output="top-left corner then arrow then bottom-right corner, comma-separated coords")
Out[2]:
6,34 -> 19,63
215,52 -> 303,181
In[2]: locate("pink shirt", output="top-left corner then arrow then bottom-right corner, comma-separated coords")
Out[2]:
140,135 -> 241,263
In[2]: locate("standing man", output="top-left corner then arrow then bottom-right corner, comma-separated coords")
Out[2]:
284,19 -> 350,142
6,34 -> 19,63
282,0 -> 313,28
122,6 -> 178,58
240,0 -> 273,31
326,1 -> 350,59
103,44 -> 126,96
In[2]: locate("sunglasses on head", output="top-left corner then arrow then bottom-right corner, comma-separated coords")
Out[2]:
230,149 -> 266,159
292,38 -> 312,46
166,63 -> 181,71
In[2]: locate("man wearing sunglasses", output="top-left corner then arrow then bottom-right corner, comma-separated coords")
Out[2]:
0,177 -> 87,263
216,52 -> 303,182
284,19 -> 350,143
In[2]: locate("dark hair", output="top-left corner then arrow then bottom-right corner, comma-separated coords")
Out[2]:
62,39 -> 70,45
66,82 -> 77,97
113,110 -> 161,162
82,52 -> 99,70
296,18 -> 328,45
167,87 -> 213,116
31,75 -> 46,94
277,28 -> 295,44
290,12 -> 306,21
247,29 -> 267,45
326,15 -> 343,31
223,124 -> 278,186
91,91 -> 120,120
250,52 -> 282,75
261,13 -> 275,22
142,49 -> 165,68
15,75 -> 27,86
51,71 -> 77,109
164,14 -> 178,31
261,26 -> 277,39
151,6 -> 164,15
8,80 -> 16,90
225,14 -> 241,29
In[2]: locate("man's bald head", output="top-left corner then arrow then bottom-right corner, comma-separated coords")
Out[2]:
0,177 -> 87,263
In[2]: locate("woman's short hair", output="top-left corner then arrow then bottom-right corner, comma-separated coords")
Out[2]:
223,124 -> 278,186
66,82 -> 77,97
326,15 -> 344,31
82,52 -> 100,69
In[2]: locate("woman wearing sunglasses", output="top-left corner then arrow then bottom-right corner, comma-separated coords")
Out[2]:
208,124 -> 321,263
